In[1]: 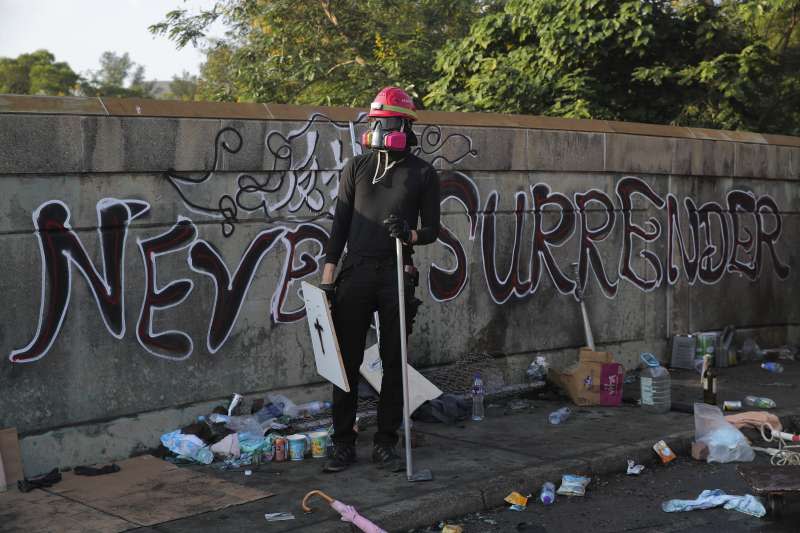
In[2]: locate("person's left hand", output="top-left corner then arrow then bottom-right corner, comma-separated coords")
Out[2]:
383,214 -> 411,243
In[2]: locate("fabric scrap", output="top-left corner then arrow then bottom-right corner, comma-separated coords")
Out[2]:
662,489 -> 765,518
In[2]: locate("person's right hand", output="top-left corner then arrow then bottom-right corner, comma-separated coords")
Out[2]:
319,283 -> 336,310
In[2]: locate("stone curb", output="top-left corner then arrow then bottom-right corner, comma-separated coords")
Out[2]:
296,408 -> 799,532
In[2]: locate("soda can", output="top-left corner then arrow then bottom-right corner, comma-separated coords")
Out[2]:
723,400 -> 742,411
274,437 -> 287,462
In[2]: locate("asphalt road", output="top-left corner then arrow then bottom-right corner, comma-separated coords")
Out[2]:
412,456 -> 799,533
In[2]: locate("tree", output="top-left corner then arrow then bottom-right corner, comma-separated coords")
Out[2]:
80,51 -> 156,98
425,0 -> 800,136
0,50 -> 80,96
150,0 -> 483,106
165,71 -> 199,101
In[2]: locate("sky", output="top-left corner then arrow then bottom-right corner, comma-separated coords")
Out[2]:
0,0 -> 225,81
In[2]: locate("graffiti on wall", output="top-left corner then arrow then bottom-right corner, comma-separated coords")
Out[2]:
9,119 -> 790,363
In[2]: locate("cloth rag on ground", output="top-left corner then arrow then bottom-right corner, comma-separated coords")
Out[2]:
725,412 -> 782,432
661,489 -> 765,517
74,464 -> 120,476
210,433 -> 241,458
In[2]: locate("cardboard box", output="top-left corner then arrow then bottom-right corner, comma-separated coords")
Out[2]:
548,348 -> 624,406
0,428 -> 24,488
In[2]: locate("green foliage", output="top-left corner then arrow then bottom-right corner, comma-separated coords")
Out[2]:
165,71 -> 199,101
0,50 -> 79,96
150,0 -> 482,106
80,51 -> 156,98
426,0 -> 800,136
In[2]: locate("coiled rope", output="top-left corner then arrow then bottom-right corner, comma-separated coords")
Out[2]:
758,423 -> 800,466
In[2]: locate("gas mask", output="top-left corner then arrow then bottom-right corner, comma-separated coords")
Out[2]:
361,116 -> 412,151
361,117 -> 417,184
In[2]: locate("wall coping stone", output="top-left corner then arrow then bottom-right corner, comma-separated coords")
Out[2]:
2,94 -> 799,148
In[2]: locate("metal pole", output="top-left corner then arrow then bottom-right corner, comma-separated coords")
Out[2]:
395,238 -> 413,479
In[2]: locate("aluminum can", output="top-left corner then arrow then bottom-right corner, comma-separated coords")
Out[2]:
723,400 -> 742,411
274,437 -> 287,462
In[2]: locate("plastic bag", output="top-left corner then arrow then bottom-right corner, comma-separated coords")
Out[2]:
160,430 -> 213,464
556,475 -> 591,496
693,403 -> 754,463
266,393 -> 297,417
526,356 -> 548,382
209,413 -> 266,436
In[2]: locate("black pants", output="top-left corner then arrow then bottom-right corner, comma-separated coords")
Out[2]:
331,254 -> 419,447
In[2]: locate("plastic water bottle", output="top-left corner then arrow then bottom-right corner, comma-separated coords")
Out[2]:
471,373 -> 485,421
639,352 -> 671,414
286,400 -> 332,417
548,407 -> 571,425
761,362 -> 784,373
540,482 -> 556,505
744,395 -> 777,409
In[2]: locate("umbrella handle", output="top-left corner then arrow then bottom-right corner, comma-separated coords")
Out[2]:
331,501 -> 388,533
302,489 -> 335,512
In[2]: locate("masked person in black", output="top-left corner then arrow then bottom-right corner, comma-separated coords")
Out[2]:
320,87 -> 440,473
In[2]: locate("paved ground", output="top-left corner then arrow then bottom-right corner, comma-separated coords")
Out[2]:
120,360 -> 800,533
414,455 -> 800,533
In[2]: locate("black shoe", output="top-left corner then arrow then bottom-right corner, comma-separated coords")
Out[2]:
323,444 -> 356,473
372,443 -> 404,472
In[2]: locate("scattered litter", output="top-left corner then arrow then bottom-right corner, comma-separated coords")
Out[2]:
694,403 -> 754,463
691,441 -> 709,461
505,491 -> 530,510
441,525 -> 463,533
17,468 -> 61,493
264,512 -> 295,521
244,469 -> 252,476
210,433 -> 241,458
302,489 -> 388,533
662,489 -> 765,517
755,423 -> 800,466
483,518 -> 497,525
526,355 -> 548,382
626,459 -> 644,475
548,407 -> 571,425
744,396 -> 776,409
653,440 -> 677,464
507,399 -> 531,410
160,430 -> 213,464
539,481 -> 556,504
722,401 -> 742,411
73,464 -> 120,476
761,362 -> 784,373
726,411 -> 782,432
556,475 -> 591,496
228,393 -> 243,416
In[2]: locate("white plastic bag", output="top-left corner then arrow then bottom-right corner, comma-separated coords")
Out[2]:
693,403 -> 754,463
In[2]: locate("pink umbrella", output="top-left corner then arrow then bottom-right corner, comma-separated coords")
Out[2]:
302,490 -> 388,533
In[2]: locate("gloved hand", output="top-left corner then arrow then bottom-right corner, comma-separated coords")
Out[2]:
383,214 -> 411,243
319,283 -> 336,310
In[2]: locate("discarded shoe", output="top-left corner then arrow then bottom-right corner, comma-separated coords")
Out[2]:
17,468 -> 61,493
323,444 -> 356,473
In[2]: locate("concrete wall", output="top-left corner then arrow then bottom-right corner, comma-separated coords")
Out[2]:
1,95 -> 798,474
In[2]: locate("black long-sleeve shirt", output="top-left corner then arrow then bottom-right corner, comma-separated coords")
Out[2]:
324,150 -> 440,265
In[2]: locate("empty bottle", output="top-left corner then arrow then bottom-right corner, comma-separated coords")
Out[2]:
761,362 -> 784,373
744,395 -> 777,409
471,373 -> 485,421
540,481 -> 556,505
639,352 -> 671,414
548,407 -> 571,425
286,400 -> 332,417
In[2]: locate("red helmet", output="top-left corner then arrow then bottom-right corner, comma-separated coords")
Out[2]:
368,87 -> 417,122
